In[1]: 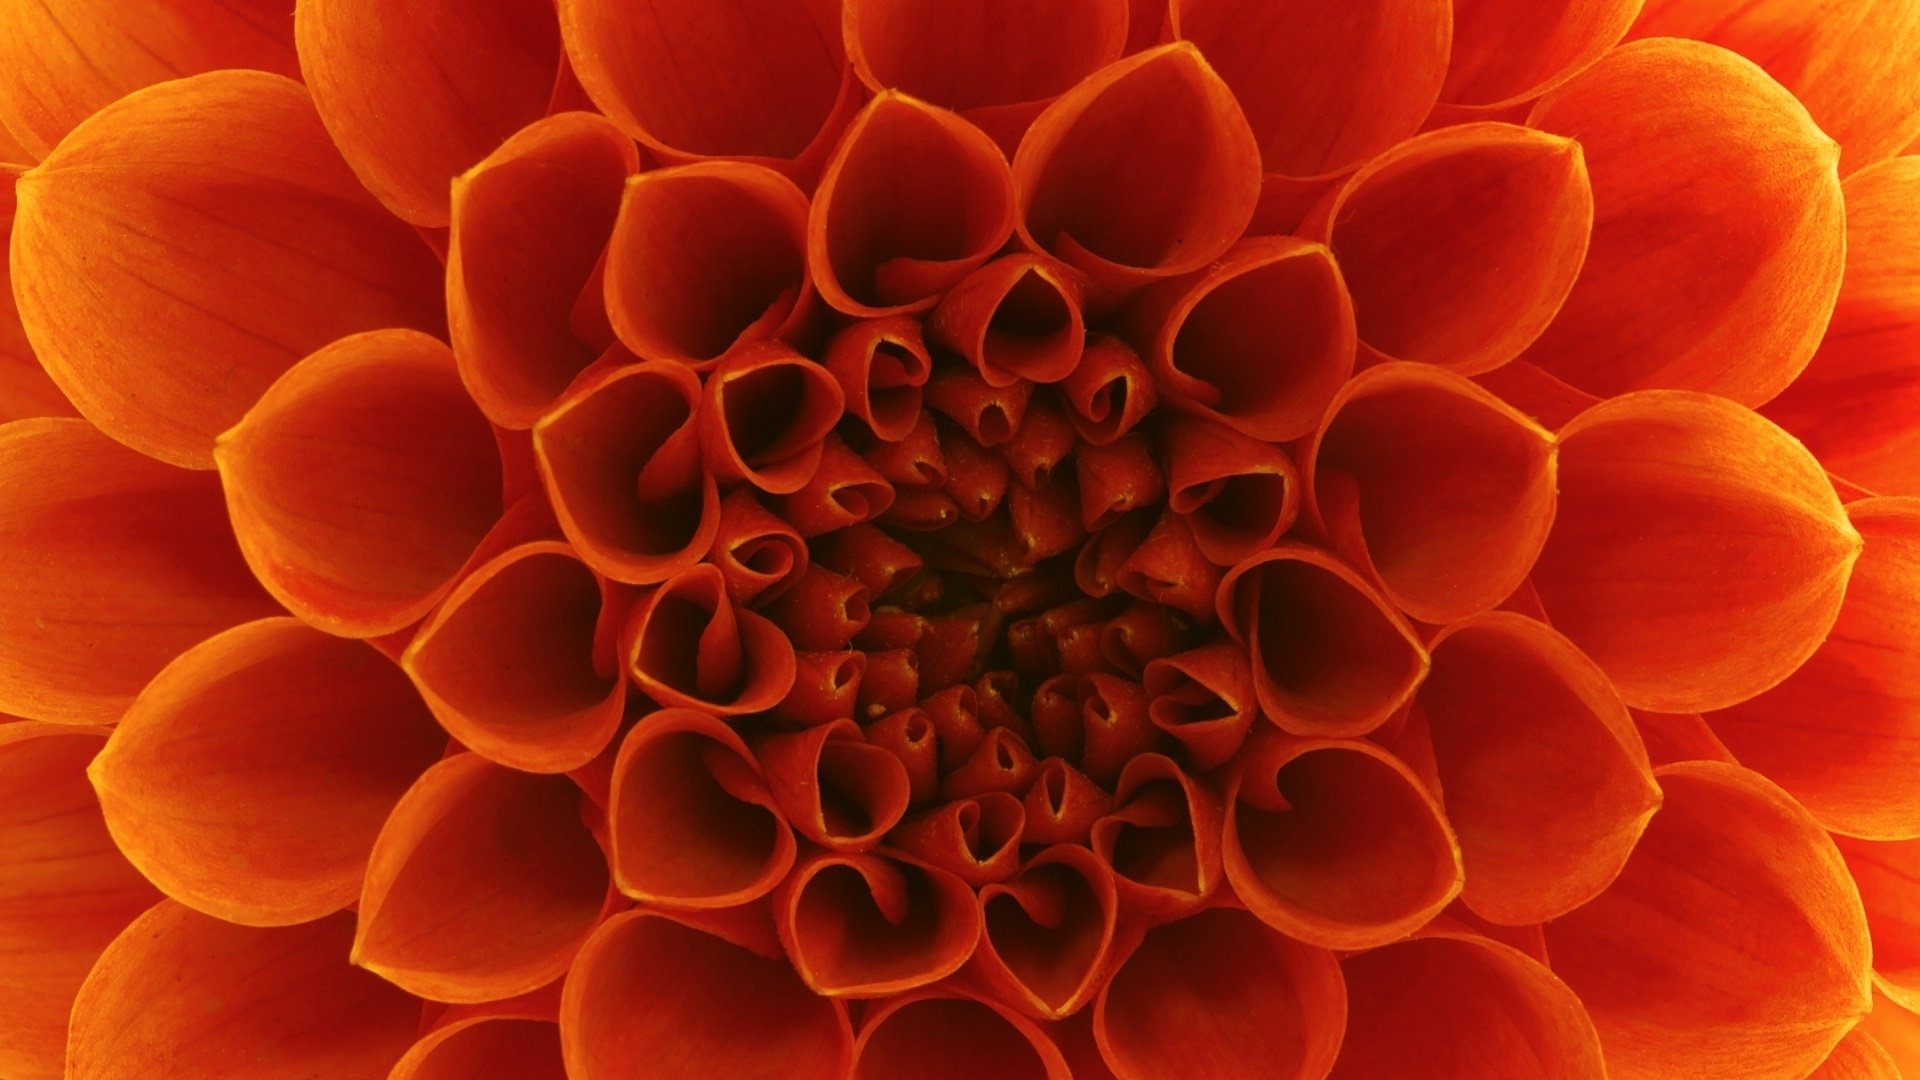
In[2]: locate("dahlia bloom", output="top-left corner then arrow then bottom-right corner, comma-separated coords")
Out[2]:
1,0 -> 1918,1076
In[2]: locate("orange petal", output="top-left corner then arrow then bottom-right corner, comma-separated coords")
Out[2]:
0,419 -> 276,724
1833,835 -> 1920,1013
774,849 -> 982,996
1861,991 -> 1920,1073
929,254 -> 1088,388
854,993 -> 1071,1080
1012,43 -> 1261,289
1330,932 -> 1605,1078
403,542 -> 625,774
11,71 -> 444,468
448,113 -> 640,428
1544,761 -> 1873,1080
0,0 -> 297,160
756,719 -> 912,851
621,564 -> 798,715
1299,123 -> 1592,375
0,171 -> 75,421
67,902 -> 418,1079
1810,1027 -> 1902,1080
391,1017 -> 565,1080
1524,39 -> 1845,406
970,844 -> 1119,1019
698,342 -> 846,495
1158,414 -> 1299,568
1764,157 -> 1920,496
843,0 -> 1125,110
1169,0 -> 1451,179
1530,391 -> 1862,711
825,317 -> 934,443
355,753 -> 609,1002
217,329 -> 504,637
1420,613 -> 1661,924
1224,732 -> 1462,949
1305,363 -> 1558,624
90,619 -> 442,927
1442,0 -> 1643,109
0,723 -> 159,1080
1216,544 -> 1429,737
604,162 -> 814,368
1095,907 -> 1344,1080
1632,707 -> 1735,767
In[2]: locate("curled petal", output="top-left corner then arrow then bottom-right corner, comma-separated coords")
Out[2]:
1170,0 -> 1451,178
448,113 -> 639,428
1299,123 -> 1592,375
1012,43 -> 1261,289
1420,613 -> 1660,923
1062,335 -> 1156,445
355,754 -> 609,1003
776,435 -> 896,537
1305,363 -> 1558,625
0,419 -> 275,723
622,564 -> 797,715
1088,753 -> 1222,919
391,1017 -> 565,1080
775,650 -> 868,728
0,724 -> 158,1080
10,72 -> 443,467
1095,907 -> 1344,1080
775,849 -> 983,996
1544,761 -> 1874,1080
217,329 -> 503,637
1443,0 -> 1643,109
1158,414 -> 1298,568
1833,835 -> 1920,1012
891,792 -> 1027,886
854,992 -> 1071,1080
710,490 -> 810,606
930,255 -> 1088,387
1531,391 -> 1862,711
971,844 -> 1119,1018
1224,733 -> 1462,949
605,162 -> 813,368
1525,38 -> 1846,406
67,903 -> 417,1079
825,317 -> 933,443
91,619 -> 442,927
1142,640 -> 1255,771
1331,933 -> 1605,1078
699,343 -> 846,495
296,0 -> 560,226
757,719 -> 911,852
608,709 -> 796,908
562,910 -> 852,1080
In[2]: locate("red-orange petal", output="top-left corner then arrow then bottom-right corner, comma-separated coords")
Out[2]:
67,902 -> 418,1079
774,849 -> 982,997
1833,835 -> 1920,1012
622,563 -> 797,715
1442,0 -> 1643,109
1530,391 -> 1862,711
854,993 -> 1071,1080
970,844 -> 1119,1019
391,1017 -> 566,1080
0,419 -> 276,724
355,754 -> 609,1002
10,71 -> 444,468
1811,1027 -> 1902,1080
929,255 -> 1089,388
1544,761 -> 1874,1080
217,329 -> 504,637
0,723 -> 159,1080
1330,932 -> 1605,1078
0,171 -> 74,422
825,317 -> 934,443
1861,992 -> 1920,1073
699,342 -> 846,495
1524,39 -> 1845,406
1095,907 -> 1344,1080
843,0 -> 1128,114
757,719 -> 912,851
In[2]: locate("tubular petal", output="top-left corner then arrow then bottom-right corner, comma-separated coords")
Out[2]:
354,754 -> 610,1003
90,619 -> 442,927
403,543 -> 624,774
826,317 -> 934,443
1330,933 -> 1606,1078
971,844 -> 1119,1019
1833,835 -> 1920,1012
0,723 -> 159,1080
1530,391 -> 1862,712
757,719 -> 912,851
1443,0 -> 1644,108
700,343 -> 846,495
1012,43 -> 1262,289
66,903 -> 417,1079
1088,753 -> 1222,919
844,0 -> 1128,113
295,0 -> 560,226
1298,123 -> 1593,375
1169,0 -> 1451,179
1525,38 -> 1846,406
391,1018 -> 565,1080
608,709 -> 796,908
562,911 -> 852,1080
929,255 -> 1088,387
0,0 -> 297,160
855,993 -> 1071,1080
710,490 -> 811,605
622,564 -> 798,715
1224,734 -> 1463,949
1420,613 -> 1660,924
10,71 -> 445,468
0,418 -> 276,724
1095,907 -> 1345,1080
891,792 -> 1027,886
216,329 -> 504,638
775,850 -> 983,996
1544,761 -> 1874,1080
1158,414 -> 1298,568
604,162 -> 813,368
1810,1028 -> 1901,1080
1764,157 -> 1920,496
447,113 -> 639,428
1305,364 -> 1558,625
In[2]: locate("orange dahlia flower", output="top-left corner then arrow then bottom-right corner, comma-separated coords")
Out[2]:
1,0 -> 1918,1077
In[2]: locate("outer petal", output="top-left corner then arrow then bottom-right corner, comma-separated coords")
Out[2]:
67,902 -> 418,1079
1442,0 -> 1644,109
1543,761 -> 1874,1080
563,910 -> 852,1080
391,1017 -> 565,1080
1530,391 -> 1862,712
10,71 -> 445,468
1833,834 -> 1920,1011
354,754 -> 610,1003
1810,1028 -> 1902,1080
0,170 -> 74,421
1094,907 -> 1345,1080
854,993 -> 1071,1080
1860,992 -> 1920,1073
1764,157 -> 1920,495
217,330 -> 504,638
0,0 -> 297,159
1524,39 -> 1845,406
0,723 -> 159,1080
0,419 -> 276,724
843,0 -> 1125,109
